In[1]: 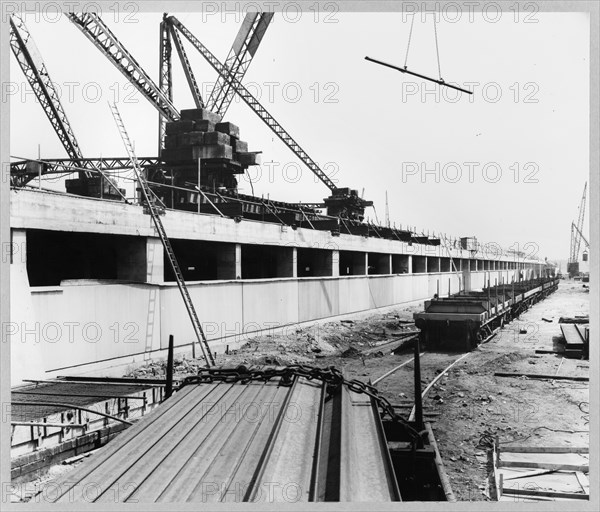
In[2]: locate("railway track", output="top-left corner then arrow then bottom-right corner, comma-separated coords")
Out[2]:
367,305 -> 514,423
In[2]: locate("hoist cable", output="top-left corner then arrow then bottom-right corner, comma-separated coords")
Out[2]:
433,16 -> 443,81
404,14 -> 415,68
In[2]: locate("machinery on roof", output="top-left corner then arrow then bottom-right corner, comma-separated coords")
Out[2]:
10,12 -> 371,221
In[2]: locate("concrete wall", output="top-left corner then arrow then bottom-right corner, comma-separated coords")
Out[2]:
9,190 -> 548,381
13,269 -> 505,381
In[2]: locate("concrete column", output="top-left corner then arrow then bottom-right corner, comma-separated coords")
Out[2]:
462,269 -> 471,292
292,247 -> 298,278
407,255 -> 413,274
10,229 -> 27,267
332,250 -> 340,277
235,243 -> 242,279
386,254 -> 392,274
146,237 -> 164,284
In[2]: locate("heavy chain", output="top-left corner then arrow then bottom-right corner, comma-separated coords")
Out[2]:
180,364 -> 421,438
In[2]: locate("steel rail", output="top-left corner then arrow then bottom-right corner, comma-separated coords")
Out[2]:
372,354 -> 423,385
407,352 -> 470,422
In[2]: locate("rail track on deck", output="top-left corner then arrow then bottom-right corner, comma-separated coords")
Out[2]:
370,328 -> 499,423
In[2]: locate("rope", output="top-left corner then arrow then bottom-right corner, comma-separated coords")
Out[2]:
404,14 -> 415,68
433,17 -> 443,81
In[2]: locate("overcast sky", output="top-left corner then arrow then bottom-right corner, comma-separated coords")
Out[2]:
9,8 -> 590,261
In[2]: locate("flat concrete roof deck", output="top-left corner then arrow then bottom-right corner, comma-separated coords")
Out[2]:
10,189 -> 542,263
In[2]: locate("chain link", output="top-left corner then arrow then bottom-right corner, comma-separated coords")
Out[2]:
180,364 -> 419,437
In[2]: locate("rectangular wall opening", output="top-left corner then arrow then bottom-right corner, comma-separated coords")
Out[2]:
242,244 -> 293,279
392,254 -> 409,274
427,257 -> 440,273
166,240 -> 237,281
413,256 -> 427,273
27,229 -> 146,287
339,251 -> 366,276
368,253 -> 390,275
470,259 -> 477,271
440,257 -> 451,272
297,248 -> 332,277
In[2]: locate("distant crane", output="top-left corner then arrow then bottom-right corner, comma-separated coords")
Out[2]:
568,182 -> 587,278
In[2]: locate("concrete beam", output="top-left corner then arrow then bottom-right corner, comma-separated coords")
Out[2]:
11,190 -> 543,264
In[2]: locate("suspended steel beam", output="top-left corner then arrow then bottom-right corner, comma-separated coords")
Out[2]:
67,13 -> 180,121
167,21 -> 204,109
9,15 -> 86,174
364,56 -> 473,95
572,222 -> 589,250
208,12 -> 274,116
168,16 -> 339,193
158,17 -> 173,153
572,182 -> 587,262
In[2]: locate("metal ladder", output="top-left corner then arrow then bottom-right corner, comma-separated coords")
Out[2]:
109,101 -> 214,367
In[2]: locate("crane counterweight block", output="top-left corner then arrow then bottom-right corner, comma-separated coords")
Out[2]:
165,15 -> 371,221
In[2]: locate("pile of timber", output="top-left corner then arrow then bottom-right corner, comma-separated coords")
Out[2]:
160,108 -> 259,167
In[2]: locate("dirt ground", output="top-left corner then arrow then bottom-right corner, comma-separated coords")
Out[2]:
129,279 -> 587,502
25,281 -> 586,503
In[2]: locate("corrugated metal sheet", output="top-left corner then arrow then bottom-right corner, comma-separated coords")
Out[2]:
43,374 -> 400,503
11,380 -> 161,421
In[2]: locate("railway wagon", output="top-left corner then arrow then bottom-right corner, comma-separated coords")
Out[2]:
413,277 -> 559,351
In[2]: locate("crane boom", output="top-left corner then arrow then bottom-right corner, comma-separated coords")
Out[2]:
167,15 -> 338,193
168,22 -> 205,109
9,15 -> 85,173
207,12 -> 274,116
68,13 -> 180,121
157,18 -> 173,152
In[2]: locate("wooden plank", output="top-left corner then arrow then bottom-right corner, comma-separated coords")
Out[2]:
502,487 -> 588,500
498,460 -> 588,472
492,440 -> 501,500
425,423 -> 456,502
501,446 -> 589,454
501,469 -> 555,481
494,372 -> 588,382
575,472 -> 589,494
560,324 -> 585,345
